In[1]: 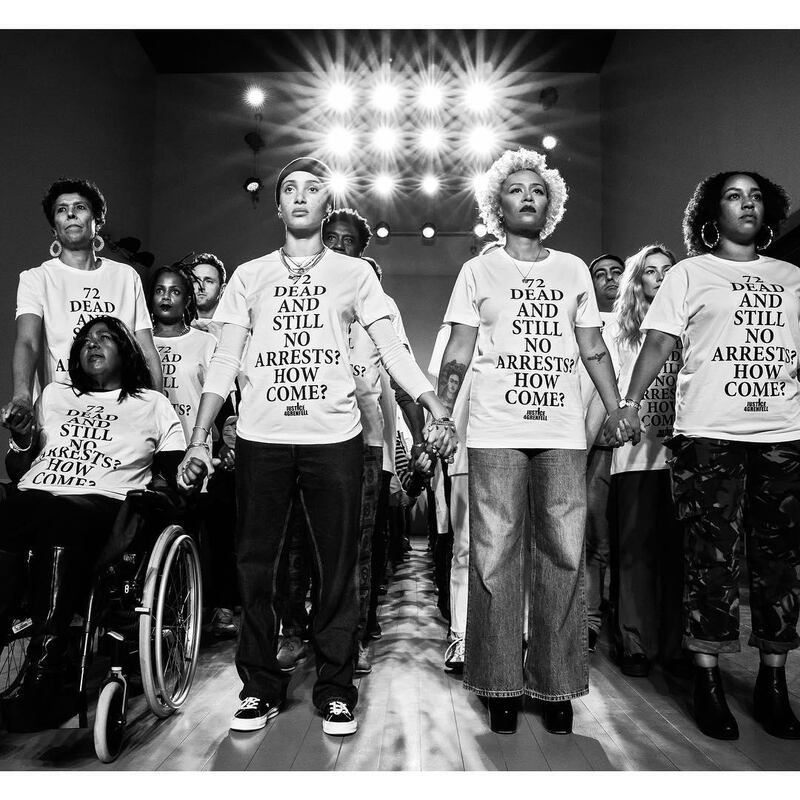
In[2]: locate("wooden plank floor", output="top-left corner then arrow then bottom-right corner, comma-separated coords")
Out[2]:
1,538 -> 799,771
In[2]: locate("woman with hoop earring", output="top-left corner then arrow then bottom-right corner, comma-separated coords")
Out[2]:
177,157 -> 457,737
608,171 -> 800,741
1,178 -> 162,436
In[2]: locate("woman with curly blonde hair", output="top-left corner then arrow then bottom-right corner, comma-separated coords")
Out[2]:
438,147 -> 628,734
603,243 -> 685,679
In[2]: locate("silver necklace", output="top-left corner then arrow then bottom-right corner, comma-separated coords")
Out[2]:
504,242 -> 544,282
279,247 -> 326,279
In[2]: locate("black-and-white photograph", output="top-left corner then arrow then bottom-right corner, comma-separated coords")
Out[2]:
1,9 -> 800,776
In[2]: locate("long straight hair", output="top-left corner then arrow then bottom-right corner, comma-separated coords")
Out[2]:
614,243 -> 677,350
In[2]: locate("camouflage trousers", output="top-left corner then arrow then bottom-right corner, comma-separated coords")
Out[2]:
668,435 -> 800,654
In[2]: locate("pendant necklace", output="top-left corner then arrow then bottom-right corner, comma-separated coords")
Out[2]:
279,247 -> 326,279
504,242 -> 544,283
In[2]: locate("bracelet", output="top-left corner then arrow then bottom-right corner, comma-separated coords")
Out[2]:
192,425 -> 211,436
187,441 -> 211,453
8,435 -> 32,453
617,398 -> 641,411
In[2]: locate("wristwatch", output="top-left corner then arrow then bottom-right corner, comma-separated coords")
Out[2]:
617,398 -> 641,410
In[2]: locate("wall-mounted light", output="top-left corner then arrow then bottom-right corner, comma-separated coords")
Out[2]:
375,222 -> 391,241
473,221 -> 488,238
421,222 -> 437,244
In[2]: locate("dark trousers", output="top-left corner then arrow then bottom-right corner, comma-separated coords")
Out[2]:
357,446 -> 383,638
369,471 -> 393,617
669,435 -> 800,654
279,496 -> 313,639
234,434 -> 364,710
0,488 -> 121,648
610,470 -> 683,661
199,470 -> 239,609
0,488 -> 120,555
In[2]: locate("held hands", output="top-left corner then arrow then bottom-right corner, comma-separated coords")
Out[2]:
423,417 -> 458,462
176,445 -> 213,492
1,396 -> 33,437
603,406 -> 642,447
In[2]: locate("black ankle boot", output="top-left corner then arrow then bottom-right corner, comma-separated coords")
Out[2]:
488,697 -> 519,734
754,663 -> 800,739
542,700 -> 573,734
7,547 -> 83,731
693,665 -> 739,740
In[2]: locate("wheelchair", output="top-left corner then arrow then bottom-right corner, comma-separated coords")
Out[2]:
0,486 -> 204,764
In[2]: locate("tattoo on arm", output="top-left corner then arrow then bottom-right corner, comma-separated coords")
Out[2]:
437,360 -> 467,414
586,352 -> 607,364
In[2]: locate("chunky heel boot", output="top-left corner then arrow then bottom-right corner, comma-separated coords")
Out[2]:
693,665 -> 739,740
5,547 -> 83,732
487,697 -> 519,734
542,700 -> 573,734
754,664 -> 800,739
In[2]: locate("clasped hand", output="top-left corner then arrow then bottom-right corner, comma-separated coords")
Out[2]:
176,448 -> 212,492
602,407 -> 642,446
423,421 -> 458,462
0,396 -> 33,437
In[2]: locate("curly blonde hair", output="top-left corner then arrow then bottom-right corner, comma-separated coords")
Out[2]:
613,243 -> 676,350
476,147 -> 568,241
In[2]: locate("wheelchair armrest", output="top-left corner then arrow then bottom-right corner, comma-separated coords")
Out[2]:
93,487 -> 190,571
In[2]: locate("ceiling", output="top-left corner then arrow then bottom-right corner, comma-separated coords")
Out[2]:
135,30 -> 616,75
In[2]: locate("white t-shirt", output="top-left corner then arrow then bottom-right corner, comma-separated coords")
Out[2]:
192,316 -> 224,341
444,247 -> 602,449
349,293 -> 407,449
379,297 -> 413,469
212,249 -> 392,445
15,257 -> 152,386
18,383 -> 185,500
641,252 -> 800,442
154,328 -> 218,443
608,320 -> 682,474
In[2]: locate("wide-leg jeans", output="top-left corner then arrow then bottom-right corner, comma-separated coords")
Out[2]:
234,434 -> 363,710
464,447 -> 589,700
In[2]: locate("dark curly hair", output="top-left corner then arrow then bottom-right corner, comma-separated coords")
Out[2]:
68,316 -> 152,401
148,265 -> 199,325
683,171 -> 790,256
324,207 -> 372,254
180,251 -> 226,285
42,178 -> 107,228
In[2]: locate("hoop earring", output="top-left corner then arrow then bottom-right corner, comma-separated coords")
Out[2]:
700,221 -> 720,250
49,238 -> 63,258
92,234 -> 105,253
757,224 -> 774,251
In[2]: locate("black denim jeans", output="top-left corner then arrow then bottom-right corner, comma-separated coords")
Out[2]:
234,434 -> 364,710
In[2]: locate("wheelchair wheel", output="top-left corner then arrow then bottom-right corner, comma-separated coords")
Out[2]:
139,525 -> 202,719
1,616 -> 33,698
94,680 -> 126,763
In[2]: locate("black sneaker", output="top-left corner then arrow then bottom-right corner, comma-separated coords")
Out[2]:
230,696 -> 279,732
322,699 -> 357,735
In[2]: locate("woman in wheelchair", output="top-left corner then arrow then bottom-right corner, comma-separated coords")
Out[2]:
0,316 -> 202,731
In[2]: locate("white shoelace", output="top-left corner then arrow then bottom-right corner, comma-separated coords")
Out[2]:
239,697 -> 262,711
328,700 -> 350,717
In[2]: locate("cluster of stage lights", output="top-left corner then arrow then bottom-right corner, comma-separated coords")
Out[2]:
243,84 -> 559,205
